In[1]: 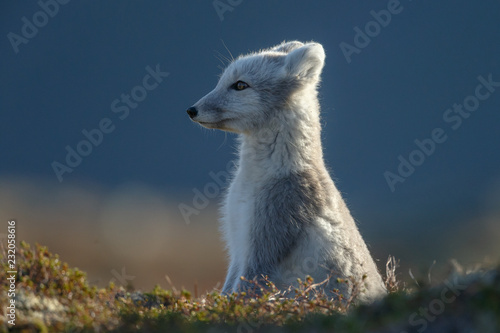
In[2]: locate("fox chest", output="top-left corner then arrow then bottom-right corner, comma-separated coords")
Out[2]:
222,172 -> 261,264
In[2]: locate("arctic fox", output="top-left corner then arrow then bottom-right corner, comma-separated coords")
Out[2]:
186,41 -> 386,303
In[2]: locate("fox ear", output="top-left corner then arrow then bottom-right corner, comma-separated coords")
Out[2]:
284,42 -> 325,80
271,41 -> 304,53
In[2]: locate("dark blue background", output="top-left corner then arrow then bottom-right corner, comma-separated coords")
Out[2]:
1,1 -> 500,264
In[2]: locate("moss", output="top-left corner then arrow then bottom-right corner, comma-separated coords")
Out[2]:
1,242 -> 499,332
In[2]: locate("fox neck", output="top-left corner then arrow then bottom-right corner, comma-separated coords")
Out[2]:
237,99 -> 324,180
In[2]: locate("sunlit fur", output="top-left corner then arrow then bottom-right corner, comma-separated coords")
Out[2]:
189,41 -> 386,303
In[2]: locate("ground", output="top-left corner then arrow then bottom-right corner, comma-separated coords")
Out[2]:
0,242 -> 499,332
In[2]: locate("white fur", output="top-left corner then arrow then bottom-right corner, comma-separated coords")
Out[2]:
188,41 -> 386,303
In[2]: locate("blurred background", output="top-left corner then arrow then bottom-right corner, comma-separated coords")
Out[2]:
1,1 -> 499,294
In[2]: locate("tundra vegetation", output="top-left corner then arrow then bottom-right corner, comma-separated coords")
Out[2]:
0,241 -> 499,332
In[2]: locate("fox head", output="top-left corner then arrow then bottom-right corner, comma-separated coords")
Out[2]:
186,41 -> 325,134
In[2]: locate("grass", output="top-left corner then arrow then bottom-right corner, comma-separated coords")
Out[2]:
0,241 -> 499,332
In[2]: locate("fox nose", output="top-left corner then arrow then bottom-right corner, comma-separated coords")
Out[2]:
186,106 -> 198,119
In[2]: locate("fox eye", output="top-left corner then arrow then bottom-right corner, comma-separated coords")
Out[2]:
231,81 -> 249,91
